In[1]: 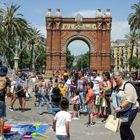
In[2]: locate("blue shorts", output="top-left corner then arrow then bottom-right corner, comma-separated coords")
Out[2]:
0,101 -> 6,118
56,135 -> 70,140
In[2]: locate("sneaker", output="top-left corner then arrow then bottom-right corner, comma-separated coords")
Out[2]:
84,122 -> 90,127
90,122 -> 96,126
72,117 -> 79,120
21,108 -> 25,112
101,118 -> 107,122
39,113 -> 43,115
8,107 -> 14,111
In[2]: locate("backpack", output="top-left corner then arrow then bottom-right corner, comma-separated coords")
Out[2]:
123,81 -> 140,104
0,76 -> 6,96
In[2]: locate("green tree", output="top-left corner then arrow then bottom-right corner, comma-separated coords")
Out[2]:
1,4 -> 29,68
66,48 -> 74,70
77,52 -> 89,71
27,27 -> 46,72
125,32 -> 139,72
129,56 -> 140,70
128,1 -> 140,33
0,3 -> 46,71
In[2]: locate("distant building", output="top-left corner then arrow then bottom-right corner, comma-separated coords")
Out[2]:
111,39 -> 140,71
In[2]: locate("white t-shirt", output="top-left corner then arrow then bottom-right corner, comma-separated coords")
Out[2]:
92,76 -> 102,95
54,111 -> 71,135
121,82 -> 139,109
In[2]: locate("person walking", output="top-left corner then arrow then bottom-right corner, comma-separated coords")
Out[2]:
77,71 -> 87,112
8,70 -> 27,111
35,77 -> 52,115
112,71 -> 139,140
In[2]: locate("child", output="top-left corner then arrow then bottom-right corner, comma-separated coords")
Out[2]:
59,82 -> 67,97
71,89 -> 80,119
52,97 -> 71,140
84,82 -> 95,126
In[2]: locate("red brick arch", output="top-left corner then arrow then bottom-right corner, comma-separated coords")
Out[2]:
46,11 -> 112,73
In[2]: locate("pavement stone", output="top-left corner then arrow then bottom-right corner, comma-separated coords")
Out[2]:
5,95 -> 140,140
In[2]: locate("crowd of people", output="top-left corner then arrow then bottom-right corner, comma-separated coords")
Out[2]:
0,63 -> 140,140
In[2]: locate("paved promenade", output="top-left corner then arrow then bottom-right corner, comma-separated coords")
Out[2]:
5,96 -> 140,140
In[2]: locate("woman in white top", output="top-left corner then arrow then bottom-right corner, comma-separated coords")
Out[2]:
112,71 -> 139,140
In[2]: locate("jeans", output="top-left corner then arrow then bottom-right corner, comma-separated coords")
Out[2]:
0,101 -> 6,118
56,135 -> 70,140
105,95 -> 111,115
51,105 -> 60,115
37,93 -> 52,114
119,108 -> 138,140
66,88 -> 71,100
79,91 -> 85,109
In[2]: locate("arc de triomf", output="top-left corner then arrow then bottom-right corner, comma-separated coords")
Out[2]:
45,9 -> 112,73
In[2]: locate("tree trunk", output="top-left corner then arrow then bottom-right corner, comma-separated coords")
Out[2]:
19,41 -> 23,68
129,42 -> 134,72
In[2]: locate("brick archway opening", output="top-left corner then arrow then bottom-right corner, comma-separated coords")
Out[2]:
65,36 -> 92,70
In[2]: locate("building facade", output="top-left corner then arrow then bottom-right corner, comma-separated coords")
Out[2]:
111,39 -> 140,71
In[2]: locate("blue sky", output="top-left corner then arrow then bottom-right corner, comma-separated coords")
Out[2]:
0,0 -> 139,55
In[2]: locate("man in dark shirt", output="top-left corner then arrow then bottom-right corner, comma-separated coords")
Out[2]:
51,87 -> 62,115
0,61 -> 10,140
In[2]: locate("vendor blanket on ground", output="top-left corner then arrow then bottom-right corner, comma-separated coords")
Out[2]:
4,124 -> 50,140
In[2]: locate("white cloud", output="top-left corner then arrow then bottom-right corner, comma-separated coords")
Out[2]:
73,9 -> 97,18
73,10 -> 130,41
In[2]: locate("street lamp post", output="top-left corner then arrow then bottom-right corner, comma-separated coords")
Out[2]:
14,38 -> 20,70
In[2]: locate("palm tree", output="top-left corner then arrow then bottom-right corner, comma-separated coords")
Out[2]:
0,7 -> 6,45
125,32 -> 139,72
0,4 -> 45,70
27,26 -> 45,72
128,2 -> 140,34
0,7 -> 3,36
0,7 -> 9,64
2,4 -> 29,69
128,2 -> 140,72
3,4 -> 28,41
